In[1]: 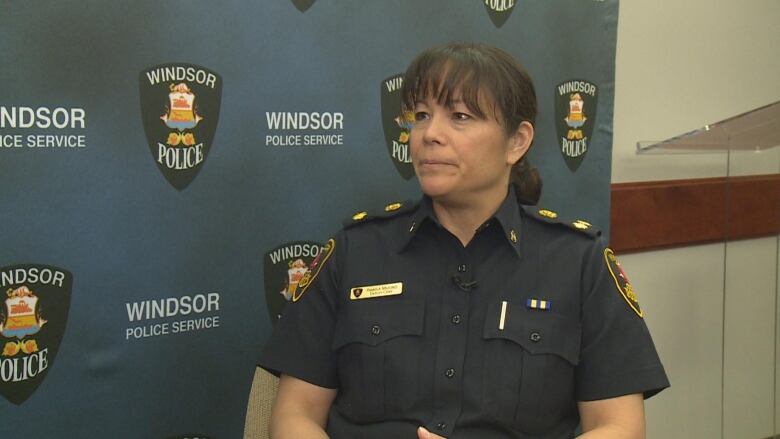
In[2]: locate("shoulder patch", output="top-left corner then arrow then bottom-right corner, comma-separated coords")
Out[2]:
524,207 -> 601,238
292,238 -> 335,302
604,248 -> 643,318
344,200 -> 416,228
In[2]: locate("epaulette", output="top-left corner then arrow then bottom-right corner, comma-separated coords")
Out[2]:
343,200 -> 417,228
523,207 -> 601,238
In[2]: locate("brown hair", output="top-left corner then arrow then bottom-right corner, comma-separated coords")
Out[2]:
400,42 -> 542,205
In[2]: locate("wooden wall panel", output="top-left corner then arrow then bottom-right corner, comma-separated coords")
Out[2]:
610,175 -> 780,253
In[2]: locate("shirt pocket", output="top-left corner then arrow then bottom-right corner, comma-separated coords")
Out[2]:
482,301 -> 580,434
331,298 -> 425,422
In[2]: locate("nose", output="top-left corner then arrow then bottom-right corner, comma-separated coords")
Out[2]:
419,113 -> 446,146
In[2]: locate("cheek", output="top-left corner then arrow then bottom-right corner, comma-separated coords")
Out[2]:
409,132 -> 422,160
467,139 -> 508,172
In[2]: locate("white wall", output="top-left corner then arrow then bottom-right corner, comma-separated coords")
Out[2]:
612,1 -> 780,438
613,0 -> 780,183
621,244 -> 725,439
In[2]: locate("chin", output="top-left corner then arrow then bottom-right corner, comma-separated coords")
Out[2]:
418,178 -> 455,199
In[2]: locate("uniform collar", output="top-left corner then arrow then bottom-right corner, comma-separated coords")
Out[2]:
396,196 -> 437,254
397,187 -> 524,257
490,186 -> 524,258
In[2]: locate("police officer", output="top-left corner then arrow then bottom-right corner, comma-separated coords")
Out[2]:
260,42 -> 669,439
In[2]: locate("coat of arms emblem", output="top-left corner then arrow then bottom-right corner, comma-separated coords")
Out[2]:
140,63 -> 222,190
264,241 -> 325,325
554,80 -> 599,172
380,74 -> 415,181
0,264 -> 72,405
1,286 -> 46,341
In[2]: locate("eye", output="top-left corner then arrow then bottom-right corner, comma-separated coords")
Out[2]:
452,112 -> 471,121
414,111 -> 430,122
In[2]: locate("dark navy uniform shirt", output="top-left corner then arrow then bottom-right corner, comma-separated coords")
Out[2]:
260,191 -> 669,438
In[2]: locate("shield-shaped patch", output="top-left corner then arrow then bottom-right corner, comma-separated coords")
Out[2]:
0,264 -> 72,405
554,79 -> 598,172
380,74 -> 415,181
604,248 -> 643,318
263,241 -> 325,325
290,0 -> 316,12
139,63 -> 222,190
483,0 -> 517,28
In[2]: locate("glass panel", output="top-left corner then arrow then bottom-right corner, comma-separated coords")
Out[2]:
636,102 -> 780,438
637,100 -> 780,154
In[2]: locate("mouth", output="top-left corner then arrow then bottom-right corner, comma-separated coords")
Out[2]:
419,159 -> 456,167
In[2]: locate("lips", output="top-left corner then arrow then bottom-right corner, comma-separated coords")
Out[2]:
419,159 -> 456,167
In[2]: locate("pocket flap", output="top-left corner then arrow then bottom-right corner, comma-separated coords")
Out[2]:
483,301 -> 580,365
332,299 -> 425,350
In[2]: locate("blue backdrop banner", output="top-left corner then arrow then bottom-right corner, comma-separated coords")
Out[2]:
0,1 -> 618,437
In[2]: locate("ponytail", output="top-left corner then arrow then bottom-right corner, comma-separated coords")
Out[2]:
510,158 -> 542,205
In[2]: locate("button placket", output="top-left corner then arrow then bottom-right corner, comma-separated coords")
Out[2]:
430,244 -> 470,436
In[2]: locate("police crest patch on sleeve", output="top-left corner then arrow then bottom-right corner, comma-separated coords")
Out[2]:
604,248 -> 643,318
292,238 -> 335,302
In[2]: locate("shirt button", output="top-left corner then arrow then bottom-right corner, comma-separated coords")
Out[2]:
451,314 -> 461,324
371,325 -> 381,336
457,264 -> 467,273
436,422 -> 447,431
445,368 -> 455,378
529,331 -> 541,342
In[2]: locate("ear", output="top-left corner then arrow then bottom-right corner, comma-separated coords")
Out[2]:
506,121 -> 534,166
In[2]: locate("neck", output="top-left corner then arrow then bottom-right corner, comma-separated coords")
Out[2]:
432,187 -> 509,246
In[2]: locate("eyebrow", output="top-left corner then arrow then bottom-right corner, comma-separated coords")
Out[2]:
414,98 -> 466,106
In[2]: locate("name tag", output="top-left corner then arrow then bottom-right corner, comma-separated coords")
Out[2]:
350,282 -> 403,300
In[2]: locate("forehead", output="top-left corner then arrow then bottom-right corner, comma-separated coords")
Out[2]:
414,90 -> 493,110
413,81 -> 500,119
402,51 -> 509,121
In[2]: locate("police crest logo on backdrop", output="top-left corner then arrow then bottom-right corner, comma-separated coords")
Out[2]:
290,0 -> 316,12
380,74 -> 415,181
264,241 -> 325,325
483,0 -> 517,28
139,64 -> 223,190
554,80 -> 598,172
0,264 -> 72,405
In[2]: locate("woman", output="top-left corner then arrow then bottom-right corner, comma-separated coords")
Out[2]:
260,42 -> 668,438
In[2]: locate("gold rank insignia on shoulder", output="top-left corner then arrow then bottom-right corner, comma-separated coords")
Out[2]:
344,200 -> 416,228
350,282 -> 403,300
572,220 -> 591,230
352,211 -> 368,221
603,247 -> 643,318
384,202 -> 402,212
525,206 -> 600,238
292,238 -> 335,302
